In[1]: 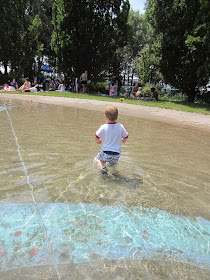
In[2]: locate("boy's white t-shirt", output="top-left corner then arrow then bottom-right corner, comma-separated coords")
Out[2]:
95,123 -> 128,153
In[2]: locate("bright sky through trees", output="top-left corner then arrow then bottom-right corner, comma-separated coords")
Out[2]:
129,0 -> 146,12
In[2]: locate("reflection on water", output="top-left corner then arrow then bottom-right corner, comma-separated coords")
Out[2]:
0,98 -> 210,279
1,203 -> 209,270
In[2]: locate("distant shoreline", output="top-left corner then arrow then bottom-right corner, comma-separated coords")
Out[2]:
1,93 -> 210,132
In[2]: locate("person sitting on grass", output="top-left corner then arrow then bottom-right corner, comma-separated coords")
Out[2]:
130,82 -> 139,99
124,89 -> 129,98
4,78 -> 18,91
9,78 -> 18,91
57,81 -> 66,92
49,80 -> 56,91
18,78 -> 31,92
136,86 -> 143,100
30,81 -> 41,93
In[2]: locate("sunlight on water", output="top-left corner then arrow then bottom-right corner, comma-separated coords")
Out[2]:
0,98 -> 210,279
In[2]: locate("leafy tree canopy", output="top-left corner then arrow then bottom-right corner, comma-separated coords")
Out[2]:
136,39 -> 162,85
0,0 -> 54,78
120,10 -> 153,81
52,0 -> 130,81
0,0 -> 27,75
146,0 -> 210,102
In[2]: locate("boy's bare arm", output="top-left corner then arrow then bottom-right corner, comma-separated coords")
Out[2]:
95,135 -> 102,144
121,136 -> 128,143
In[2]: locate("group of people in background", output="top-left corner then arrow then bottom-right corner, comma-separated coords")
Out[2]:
106,79 -> 158,101
2,72 -> 158,101
129,82 -> 143,100
128,83 -> 158,101
3,77 -> 68,93
105,75 -> 122,96
4,78 -> 31,92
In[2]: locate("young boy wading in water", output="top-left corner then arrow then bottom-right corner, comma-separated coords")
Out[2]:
95,106 -> 128,174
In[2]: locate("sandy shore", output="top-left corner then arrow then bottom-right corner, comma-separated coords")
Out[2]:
1,93 -> 210,132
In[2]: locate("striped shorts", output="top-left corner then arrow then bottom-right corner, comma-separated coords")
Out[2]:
96,151 -> 120,166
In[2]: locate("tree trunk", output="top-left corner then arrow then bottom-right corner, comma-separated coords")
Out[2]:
3,62 -> 8,74
37,59 -> 42,82
186,84 -> 196,103
187,93 -> 195,103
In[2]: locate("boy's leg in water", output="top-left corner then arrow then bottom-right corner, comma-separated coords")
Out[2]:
107,155 -> 120,176
97,159 -> 104,169
109,164 -> 119,176
98,160 -> 108,174
94,158 -> 108,174
101,166 -> 108,174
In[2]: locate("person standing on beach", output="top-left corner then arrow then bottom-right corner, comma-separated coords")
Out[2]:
151,87 -> 158,101
80,71 -> 88,93
114,75 -> 122,96
75,77 -> 78,93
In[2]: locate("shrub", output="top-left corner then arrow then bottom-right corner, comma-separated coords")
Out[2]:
142,83 -> 153,97
88,81 -> 107,94
120,86 -> 126,95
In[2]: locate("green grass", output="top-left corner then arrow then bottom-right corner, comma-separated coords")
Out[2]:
1,90 -> 210,115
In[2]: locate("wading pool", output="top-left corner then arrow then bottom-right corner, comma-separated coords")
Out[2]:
0,97 -> 209,280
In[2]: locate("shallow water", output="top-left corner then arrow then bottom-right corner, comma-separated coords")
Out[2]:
0,98 -> 210,280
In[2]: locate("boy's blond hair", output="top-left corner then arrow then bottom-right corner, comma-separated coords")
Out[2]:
105,106 -> 118,122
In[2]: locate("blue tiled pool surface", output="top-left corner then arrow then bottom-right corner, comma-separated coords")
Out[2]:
0,203 -> 209,271
0,106 -> 6,112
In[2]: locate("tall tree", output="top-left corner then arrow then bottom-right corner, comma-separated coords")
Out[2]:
0,0 -> 54,78
122,10 -> 153,84
25,0 -> 55,59
52,0 -> 130,81
146,0 -> 210,102
22,14 -> 43,78
0,0 -> 26,75
23,0 -> 55,78
136,40 -> 162,85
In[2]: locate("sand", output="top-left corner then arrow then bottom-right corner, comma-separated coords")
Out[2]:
1,93 -> 210,132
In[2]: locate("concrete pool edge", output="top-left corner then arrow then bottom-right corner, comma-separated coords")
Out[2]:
1,93 -> 210,132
